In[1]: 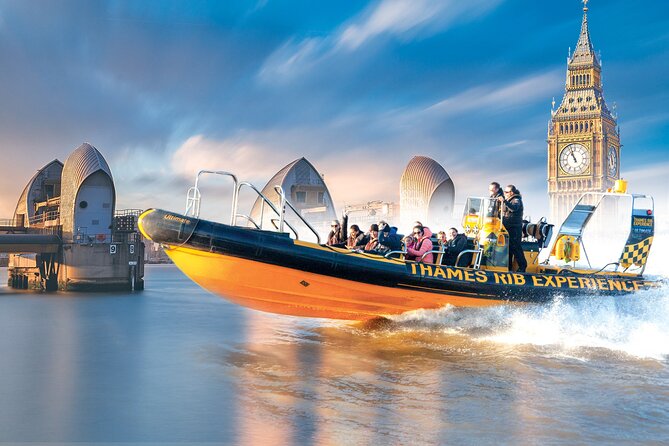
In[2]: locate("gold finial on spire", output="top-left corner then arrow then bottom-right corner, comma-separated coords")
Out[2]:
583,0 -> 589,12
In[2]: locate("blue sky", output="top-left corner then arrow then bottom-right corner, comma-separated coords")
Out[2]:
0,0 -> 667,225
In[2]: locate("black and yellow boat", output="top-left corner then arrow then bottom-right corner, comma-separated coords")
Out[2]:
138,172 -> 661,321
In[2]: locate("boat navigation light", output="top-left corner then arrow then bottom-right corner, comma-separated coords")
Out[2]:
647,209 -> 653,216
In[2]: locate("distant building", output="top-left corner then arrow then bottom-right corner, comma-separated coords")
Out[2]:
14,159 -> 63,227
60,143 -> 116,244
249,158 -> 336,240
344,201 -> 400,231
399,156 -> 455,231
8,143 -> 144,290
145,239 -> 172,264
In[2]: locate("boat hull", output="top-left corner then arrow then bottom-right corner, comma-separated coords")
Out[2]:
138,209 -> 661,321
164,244 -> 509,320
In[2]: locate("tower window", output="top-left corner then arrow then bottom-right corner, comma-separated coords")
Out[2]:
295,191 -> 306,203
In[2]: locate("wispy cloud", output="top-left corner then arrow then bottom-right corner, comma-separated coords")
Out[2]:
620,112 -> 669,137
425,70 -> 562,117
170,135 -> 289,184
338,0 -> 502,50
258,0 -> 504,83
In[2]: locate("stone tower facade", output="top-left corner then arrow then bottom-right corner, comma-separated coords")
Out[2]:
547,1 -> 620,224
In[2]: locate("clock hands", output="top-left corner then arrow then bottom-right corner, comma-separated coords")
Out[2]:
570,147 -> 578,164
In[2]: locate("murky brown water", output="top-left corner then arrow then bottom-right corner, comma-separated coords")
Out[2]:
1,265 -> 668,444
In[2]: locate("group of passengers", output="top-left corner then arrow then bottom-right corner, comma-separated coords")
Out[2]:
327,215 -> 402,255
327,216 -> 469,267
326,181 -> 526,272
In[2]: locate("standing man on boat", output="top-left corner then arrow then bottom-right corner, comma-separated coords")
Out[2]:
488,182 -> 503,217
489,182 -> 502,199
499,185 -> 527,273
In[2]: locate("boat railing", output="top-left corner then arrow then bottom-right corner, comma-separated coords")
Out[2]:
269,218 -> 300,240
273,186 -> 321,244
235,214 -> 261,229
185,170 -> 239,223
384,250 -> 407,259
456,249 -> 483,269
184,170 -> 320,243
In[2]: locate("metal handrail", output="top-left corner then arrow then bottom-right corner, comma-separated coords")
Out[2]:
270,218 -> 300,240
273,186 -> 321,244
420,248 -> 444,262
236,182 -> 301,239
183,170 -> 322,243
456,249 -> 483,269
384,250 -> 407,259
185,170 -> 239,223
235,214 -> 261,229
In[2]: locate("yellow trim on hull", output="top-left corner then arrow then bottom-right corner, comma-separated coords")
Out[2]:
164,244 -> 507,321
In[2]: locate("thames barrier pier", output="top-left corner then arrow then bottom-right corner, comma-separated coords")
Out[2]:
3,143 -> 145,291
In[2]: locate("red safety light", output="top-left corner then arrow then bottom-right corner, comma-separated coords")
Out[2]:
647,209 -> 653,216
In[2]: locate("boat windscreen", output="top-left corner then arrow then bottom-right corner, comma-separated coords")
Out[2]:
574,194 -> 633,269
560,204 -> 596,236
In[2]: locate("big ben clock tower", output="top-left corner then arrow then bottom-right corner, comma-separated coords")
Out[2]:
547,0 -> 620,224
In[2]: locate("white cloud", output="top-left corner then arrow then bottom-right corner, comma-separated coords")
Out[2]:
170,134 -> 283,183
258,0 -> 504,83
338,0 -> 502,50
426,70 -> 563,117
337,0 -> 444,50
257,37 -> 326,81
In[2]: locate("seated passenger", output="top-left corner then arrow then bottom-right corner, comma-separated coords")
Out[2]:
346,224 -> 368,250
406,225 -> 434,263
440,227 -> 468,266
377,222 -> 402,254
363,224 -> 380,252
326,219 -> 346,247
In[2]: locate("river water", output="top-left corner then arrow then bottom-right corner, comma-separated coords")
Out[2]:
1,264 -> 668,445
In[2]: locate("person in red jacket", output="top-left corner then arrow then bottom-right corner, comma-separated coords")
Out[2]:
406,225 -> 434,263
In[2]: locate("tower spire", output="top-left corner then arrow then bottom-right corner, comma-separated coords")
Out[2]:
570,0 -> 599,67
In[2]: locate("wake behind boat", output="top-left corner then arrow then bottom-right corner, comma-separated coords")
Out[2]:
138,171 -> 661,321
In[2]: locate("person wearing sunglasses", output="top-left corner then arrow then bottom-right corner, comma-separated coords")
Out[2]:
327,214 -> 347,247
406,225 -> 434,263
498,185 -> 527,272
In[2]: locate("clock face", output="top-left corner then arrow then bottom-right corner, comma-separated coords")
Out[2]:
608,146 -> 618,177
559,143 -> 590,175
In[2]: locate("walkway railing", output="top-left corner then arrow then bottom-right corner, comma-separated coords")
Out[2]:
29,210 -> 60,226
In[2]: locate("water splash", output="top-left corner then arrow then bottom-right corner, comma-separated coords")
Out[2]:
389,283 -> 669,361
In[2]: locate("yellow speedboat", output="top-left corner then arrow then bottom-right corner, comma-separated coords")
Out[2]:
138,171 -> 661,321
